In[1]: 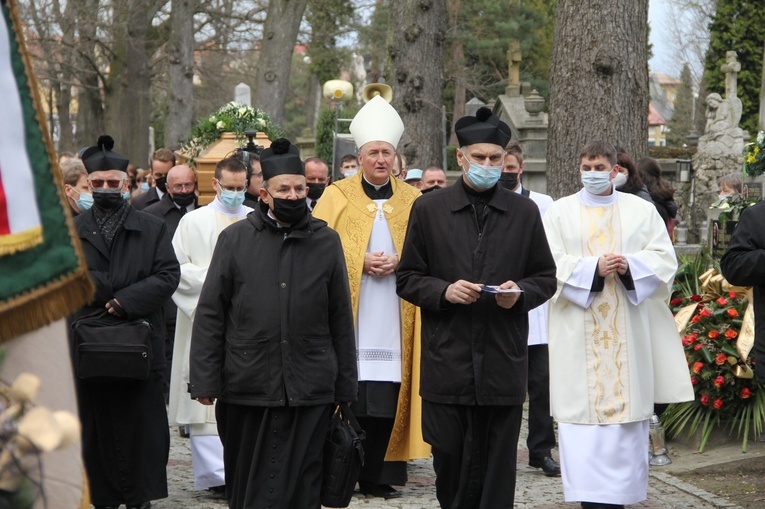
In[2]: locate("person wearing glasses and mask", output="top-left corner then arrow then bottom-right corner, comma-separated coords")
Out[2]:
189,140 -> 357,509
71,135 -> 180,509
396,108 -> 557,509
167,156 -> 253,494
144,164 -> 198,400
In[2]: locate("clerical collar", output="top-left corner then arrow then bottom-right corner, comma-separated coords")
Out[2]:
461,176 -> 496,198
361,174 -> 393,200
578,186 -> 617,206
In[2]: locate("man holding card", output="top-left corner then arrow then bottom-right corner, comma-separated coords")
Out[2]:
396,107 -> 557,508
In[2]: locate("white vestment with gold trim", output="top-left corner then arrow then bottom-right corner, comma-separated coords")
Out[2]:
543,188 -> 693,504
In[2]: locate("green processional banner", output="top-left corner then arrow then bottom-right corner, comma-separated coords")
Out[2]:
0,0 -> 93,341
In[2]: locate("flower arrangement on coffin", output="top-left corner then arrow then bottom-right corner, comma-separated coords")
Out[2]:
0,360 -> 80,507
662,265 -> 763,452
180,102 -> 282,162
743,131 -> 765,177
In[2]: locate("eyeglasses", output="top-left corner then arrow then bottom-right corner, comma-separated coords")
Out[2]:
89,178 -> 125,189
170,183 -> 196,193
214,179 -> 246,193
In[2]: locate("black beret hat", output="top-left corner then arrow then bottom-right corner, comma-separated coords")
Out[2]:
80,135 -> 130,173
454,107 -> 512,148
260,138 -> 305,180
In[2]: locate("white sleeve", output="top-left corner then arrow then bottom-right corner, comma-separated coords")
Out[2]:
560,256 -> 599,309
622,254 -> 664,305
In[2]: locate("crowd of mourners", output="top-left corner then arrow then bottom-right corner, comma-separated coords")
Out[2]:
58,99 -> 765,509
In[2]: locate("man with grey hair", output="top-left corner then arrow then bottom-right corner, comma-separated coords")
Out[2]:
71,135 -> 180,509
313,97 -> 428,499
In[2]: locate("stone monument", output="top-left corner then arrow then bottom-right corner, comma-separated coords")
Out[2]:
688,51 -> 745,242
492,42 -> 549,194
234,82 -> 251,106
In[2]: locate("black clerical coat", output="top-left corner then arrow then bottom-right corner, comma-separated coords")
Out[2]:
396,180 -> 557,406
71,206 -> 180,505
190,206 -> 358,406
720,201 -> 765,383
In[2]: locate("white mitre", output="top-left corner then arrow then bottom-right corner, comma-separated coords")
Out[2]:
349,95 -> 404,149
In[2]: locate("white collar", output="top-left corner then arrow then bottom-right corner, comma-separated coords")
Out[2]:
363,173 -> 390,191
577,186 -> 617,206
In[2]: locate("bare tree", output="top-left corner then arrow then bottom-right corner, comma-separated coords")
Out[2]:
547,0 -> 649,199
388,0 -> 447,169
166,0 -> 196,149
666,0 -> 716,86
251,0 -> 309,125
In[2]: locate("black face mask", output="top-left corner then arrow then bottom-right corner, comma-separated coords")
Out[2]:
171,192 -> 196,207
93,190 -> 123,210
499,172 -> 519,191
421,185 -> 442,194
306,182 -> 326,200
155,176 -> 167,193
270,196 -> 308,225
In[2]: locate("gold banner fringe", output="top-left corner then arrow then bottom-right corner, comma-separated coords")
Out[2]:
0,226 -> 43,256
0,272 -> 93,343
0,0 -> 94,342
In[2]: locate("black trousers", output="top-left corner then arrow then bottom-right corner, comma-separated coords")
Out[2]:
352,381 -> 407,486
422,401 -> 523,509
526,344 -> 556,461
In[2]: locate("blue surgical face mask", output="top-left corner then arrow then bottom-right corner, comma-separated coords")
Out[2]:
219,188 -> 245,210
581,170 -> 613,195
122,190 -> 131,201
343,169 -> 358,178
464,157 -> 503,189
74,189 -> 93,211
140,182 -> 149,191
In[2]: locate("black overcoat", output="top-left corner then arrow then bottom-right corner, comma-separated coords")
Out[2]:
396,182 -> 557,406
720,201 -> 765,383
72,206 -> 181,370
71,205 -> 180,505
189,206 -> 358,406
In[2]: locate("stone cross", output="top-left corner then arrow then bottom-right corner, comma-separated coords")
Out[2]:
505,40 -> 522,97
721,51 -> 740,100
507,40 -> 521,87
234,82 -> 251,106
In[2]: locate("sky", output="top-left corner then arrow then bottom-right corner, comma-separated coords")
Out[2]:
649,0 -> 678,77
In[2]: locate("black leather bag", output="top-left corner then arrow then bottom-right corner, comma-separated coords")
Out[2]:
71,312 -> 153,380
320,403 -> 365,507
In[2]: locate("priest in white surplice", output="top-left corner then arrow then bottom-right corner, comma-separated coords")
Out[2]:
542,141 -> 693,509
168,156 -> 253,490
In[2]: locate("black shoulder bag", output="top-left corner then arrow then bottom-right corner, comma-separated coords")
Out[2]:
320,402 -> 366,507
71,311 -> 153,380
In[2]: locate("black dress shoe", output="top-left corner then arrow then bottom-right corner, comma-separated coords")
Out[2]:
581,503 -> 625,509
358,481 -> 402,499
126,502 -> 151,509
94,506 -> 119,509
529,456 -> 561,477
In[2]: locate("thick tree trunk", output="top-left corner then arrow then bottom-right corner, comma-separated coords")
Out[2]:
757,39 -> 765,131
305,73 -> 322,134
104,1 -> 158,165
388,0 -> 447,169
55,0 -> 76,151
74,0 -> 104,148
546,0 -> 649,199
450,39 -> 466,147
166,0 -> 196,149
252,0 -> 309,126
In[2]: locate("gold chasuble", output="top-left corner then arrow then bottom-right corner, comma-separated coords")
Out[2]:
544,191 -> 693,425
312,173 -> 430,461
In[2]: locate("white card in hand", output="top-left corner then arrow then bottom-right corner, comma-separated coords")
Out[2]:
481,285 -> 523,294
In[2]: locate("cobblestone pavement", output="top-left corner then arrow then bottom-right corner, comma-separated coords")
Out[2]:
153,404 -> 746,509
